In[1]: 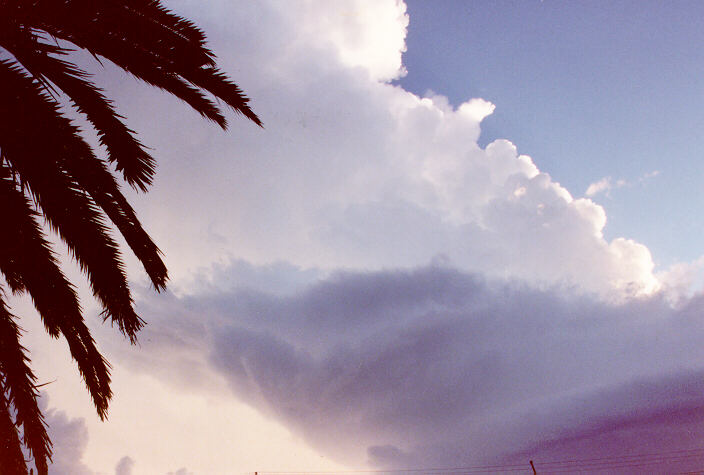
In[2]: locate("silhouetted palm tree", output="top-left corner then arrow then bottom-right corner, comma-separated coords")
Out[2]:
0,1 -> 261,472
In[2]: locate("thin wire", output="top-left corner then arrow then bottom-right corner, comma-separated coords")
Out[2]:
256,445 -> 704,475
258,471 -> 528,475
539,452 -> 704,473
544,459 -> 704,474
535,446 -> 704,466
257,462 -> 527,475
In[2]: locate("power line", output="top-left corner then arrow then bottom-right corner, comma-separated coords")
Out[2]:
255,445 -> 704,475
540,455 -> 704,473
257,464 -> 527,473
534,446 -> 704,466
533,448 -> 704,473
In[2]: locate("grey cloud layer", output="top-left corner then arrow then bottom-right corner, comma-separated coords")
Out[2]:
27,396 -> 137,474
115,456 -> 135,475
123,262 -> 704,470
44,407 -> 93,475
27,396 -> 94,475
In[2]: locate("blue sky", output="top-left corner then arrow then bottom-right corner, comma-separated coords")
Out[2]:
13,1 -> 704,473
400,0 -> 704,266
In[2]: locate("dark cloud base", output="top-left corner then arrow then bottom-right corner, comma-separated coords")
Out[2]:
129,262 -> 704,470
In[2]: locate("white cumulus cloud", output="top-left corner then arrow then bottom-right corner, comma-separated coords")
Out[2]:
80,0 -> 664,299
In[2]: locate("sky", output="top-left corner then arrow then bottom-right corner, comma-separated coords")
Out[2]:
399,0 -> 704,269
11,0 -> 704,473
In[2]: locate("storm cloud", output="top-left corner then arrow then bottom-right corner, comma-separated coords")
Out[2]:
121,261 -> 704,470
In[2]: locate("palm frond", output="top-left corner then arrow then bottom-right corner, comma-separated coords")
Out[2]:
0,167 -> 112,420
0,59 -> 144,341
3,0 -> 261,127
0,381 -> 29,474
185,66 -> 263,127
0,0 -> 261,467
0,296 -> 51,473
25,0 -> 216,69
3,31 -> 157,191
57,152 -> 169,291
125,0 -> 211,48
0,43 -> 168,287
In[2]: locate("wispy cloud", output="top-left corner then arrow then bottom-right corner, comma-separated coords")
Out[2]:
640,169 -> 661,181
586,170 -> 660,197
585,176 -> 625,197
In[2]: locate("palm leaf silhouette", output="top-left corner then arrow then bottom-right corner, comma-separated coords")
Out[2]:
0,1 -> 261,472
